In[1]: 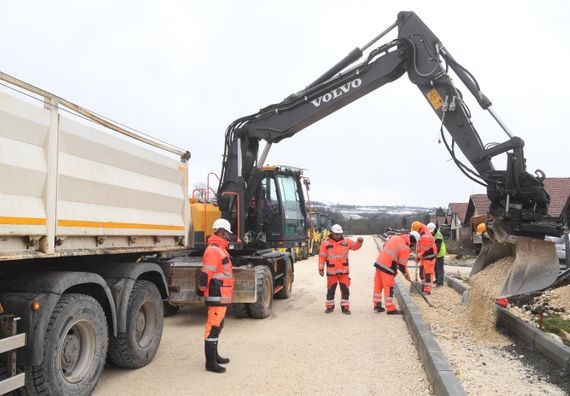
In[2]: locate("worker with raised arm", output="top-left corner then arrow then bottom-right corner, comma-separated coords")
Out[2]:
197,218 -> 234,373
318,224 -> 363,315
411,221 -> 438,294
373,232 -> 419,314
427,222 -> 447,287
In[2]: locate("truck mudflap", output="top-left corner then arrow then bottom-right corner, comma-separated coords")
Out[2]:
168,266 -> 257,304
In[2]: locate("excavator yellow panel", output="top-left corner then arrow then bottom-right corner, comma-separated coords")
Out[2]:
190,202 -> 221,244
426,88 -> 444,110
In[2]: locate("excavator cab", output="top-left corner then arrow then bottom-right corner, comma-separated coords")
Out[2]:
244,166 -> 308,251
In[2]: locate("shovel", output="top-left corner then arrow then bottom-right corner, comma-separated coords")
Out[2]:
404,275 -> 434,307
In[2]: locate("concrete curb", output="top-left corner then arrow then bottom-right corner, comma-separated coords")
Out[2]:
444,275 -> 570,369
374,236 -> 466,396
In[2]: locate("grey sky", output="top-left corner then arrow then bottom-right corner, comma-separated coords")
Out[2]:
1,1 -> 569,208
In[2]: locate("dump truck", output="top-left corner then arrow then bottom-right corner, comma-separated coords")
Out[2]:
0,72 -> 265,395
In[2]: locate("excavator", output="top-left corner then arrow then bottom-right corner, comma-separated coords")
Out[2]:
212,10 -> 564,298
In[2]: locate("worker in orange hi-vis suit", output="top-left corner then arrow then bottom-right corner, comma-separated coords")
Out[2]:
197,218 -> 234,374
373,232 -> 419,314
318,224 -> 363,315
411,221 -> 437,294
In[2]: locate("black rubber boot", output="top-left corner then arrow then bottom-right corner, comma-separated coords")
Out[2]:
216,344 -> 230,364
324,307 -> 334,314
341,307 -> 351,315
205,341 -> 226,373
374,304 -> 385,313
387,309 -> 403,315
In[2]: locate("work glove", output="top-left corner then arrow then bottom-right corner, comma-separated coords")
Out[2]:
196,288 -> 204,297
319,269 -> 324,277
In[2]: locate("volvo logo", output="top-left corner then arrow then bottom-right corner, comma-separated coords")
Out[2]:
310,78 -> 362,107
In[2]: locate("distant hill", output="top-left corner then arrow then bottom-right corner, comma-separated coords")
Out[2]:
311,202 -> 435,220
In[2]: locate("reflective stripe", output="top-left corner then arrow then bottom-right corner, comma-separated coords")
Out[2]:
319,253 -> 327,257
373,298 -> 382,302
203,265 -> 217,271
326,300 -> 334,304
327,254 -> 348,259
373,293 -> 382,297
206,296 -> 222,302
375,262 -> 395,274
206,337 -> 219,341
212,273 -> 232,279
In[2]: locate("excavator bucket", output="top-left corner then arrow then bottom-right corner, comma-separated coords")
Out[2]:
470,235 -> 559,298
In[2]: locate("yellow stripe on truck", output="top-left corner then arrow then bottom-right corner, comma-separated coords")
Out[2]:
0,216 -> 47,225
58,219 -> 184,231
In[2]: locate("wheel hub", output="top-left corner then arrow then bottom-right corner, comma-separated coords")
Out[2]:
61,330 -> 80,374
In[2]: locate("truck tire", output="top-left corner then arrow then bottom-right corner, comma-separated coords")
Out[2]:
24,294 -> 108,396
301,246 -> 309,260
108,280 -> 164,369
163,301 -> 180,317
275,256 -> 293,299
231,303 -> 250,318
249,266 -> 273,319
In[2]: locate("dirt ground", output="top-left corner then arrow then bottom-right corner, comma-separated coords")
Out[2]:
93,236 -> 432,395
408,264 -> 570,395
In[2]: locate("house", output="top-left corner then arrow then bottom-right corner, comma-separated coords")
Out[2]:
447,202 -> 468,240
543,178 -> 570,218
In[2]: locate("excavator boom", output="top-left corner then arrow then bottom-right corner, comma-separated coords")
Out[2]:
217,11 -> 563,296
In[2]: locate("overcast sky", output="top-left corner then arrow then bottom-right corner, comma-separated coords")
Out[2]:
1,1 -> 569,208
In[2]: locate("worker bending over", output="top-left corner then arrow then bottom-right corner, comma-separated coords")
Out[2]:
373,232 -> 419,314
318,224 -> 363,315
198,219 -> 234,373
411,221 -> 438,294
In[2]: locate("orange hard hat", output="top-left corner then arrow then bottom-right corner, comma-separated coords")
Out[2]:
476,223 -> 486,235
411,221 -> 423,232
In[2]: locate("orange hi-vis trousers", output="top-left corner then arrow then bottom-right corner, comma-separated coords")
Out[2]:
373,269 -> 396,312
204,306 -> 227,341
326,274 -> 351,309
421,259 -> 435,293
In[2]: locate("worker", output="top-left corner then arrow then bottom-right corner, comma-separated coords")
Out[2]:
427,222 -> 447,287
197,218 -> 234,373
318,224 -> 363,315
411,221 -> 437,294
475,223 -> 490,255
373,231 -> 419,314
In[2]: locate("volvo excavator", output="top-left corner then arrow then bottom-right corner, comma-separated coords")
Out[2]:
213,10 -> 564,298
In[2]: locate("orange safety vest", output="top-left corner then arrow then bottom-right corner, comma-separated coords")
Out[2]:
375,234 -> 411,275
417,231 -> 437,261
319,237 -> 362,276
199,234 -> 234,306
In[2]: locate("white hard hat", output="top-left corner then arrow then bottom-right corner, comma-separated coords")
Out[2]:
427,222 -> 436,232
409,231 -> 420,244
331,224 -> 343,234
212,218 -> 232,233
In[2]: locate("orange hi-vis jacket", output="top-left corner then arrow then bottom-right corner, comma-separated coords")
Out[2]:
417,232 -> 437,262
374,234 -> 411,275
319,236 -> 363,276
198,234 -> 234,306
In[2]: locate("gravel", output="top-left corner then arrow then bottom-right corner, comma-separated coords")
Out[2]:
409,269 -> 569,395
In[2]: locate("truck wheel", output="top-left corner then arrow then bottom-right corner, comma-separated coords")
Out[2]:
108,280 -> 164,368
249,266 -> 273,319
275,256 -> 293,299
231,303 -> 250,318
24,294 -> 108,396
301,246 -> 309,260
163,301 -> 180,317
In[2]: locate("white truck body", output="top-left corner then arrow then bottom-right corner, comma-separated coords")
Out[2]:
0,78 -> 189,261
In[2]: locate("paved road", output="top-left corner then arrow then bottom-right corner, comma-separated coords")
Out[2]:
94,235 -> 431,395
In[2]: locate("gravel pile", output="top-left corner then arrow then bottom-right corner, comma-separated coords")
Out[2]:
466,256 -> 514,345
409,278 -> 569,394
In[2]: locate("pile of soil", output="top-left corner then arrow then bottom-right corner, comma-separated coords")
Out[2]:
466,256 -> 514,345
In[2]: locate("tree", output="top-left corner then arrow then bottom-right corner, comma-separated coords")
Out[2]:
436,207 -> 446,216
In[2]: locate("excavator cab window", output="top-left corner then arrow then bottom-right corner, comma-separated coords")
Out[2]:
276,174 -> 306,239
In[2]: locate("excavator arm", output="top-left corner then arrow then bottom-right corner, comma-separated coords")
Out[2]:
217,11 -> 563,296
